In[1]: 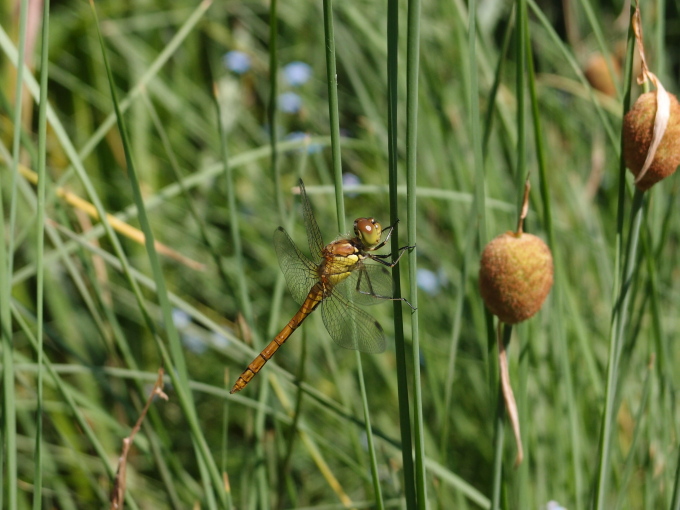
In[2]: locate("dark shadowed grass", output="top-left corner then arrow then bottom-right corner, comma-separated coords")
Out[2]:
1,0 -> 680,508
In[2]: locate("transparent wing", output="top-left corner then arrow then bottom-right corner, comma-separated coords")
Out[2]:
320,291 -> 386,354
334,263 -> 395,306
273,227 -> 318,306
298,179 -> 325,261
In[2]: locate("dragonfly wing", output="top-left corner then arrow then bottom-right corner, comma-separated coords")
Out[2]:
337,264 -> 394,306
320,291 -> 386,354
298,179 -> 325,260
273,227 -> 318,306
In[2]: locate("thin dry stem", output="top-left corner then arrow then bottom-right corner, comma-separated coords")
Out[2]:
498,323 -> 524,466
516,179 -> 531,235
110,369 -> 168,509
11,162 -> 206,271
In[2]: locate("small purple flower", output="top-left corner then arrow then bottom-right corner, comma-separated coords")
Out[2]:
283,61 -> 312,86
279,92 -> 302,113
223,51 -> 251,74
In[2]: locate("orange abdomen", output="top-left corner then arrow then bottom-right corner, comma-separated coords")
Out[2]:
230,283 -> 324,393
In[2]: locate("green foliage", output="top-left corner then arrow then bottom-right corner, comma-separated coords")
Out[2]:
1,0 -> 679,508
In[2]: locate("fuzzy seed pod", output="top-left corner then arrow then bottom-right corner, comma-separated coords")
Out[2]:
623,91 -> 680,191
479,232 -> 554,324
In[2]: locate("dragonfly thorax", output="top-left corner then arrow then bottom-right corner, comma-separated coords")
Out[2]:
320,240 -> 364,287
354,218 -> 382,247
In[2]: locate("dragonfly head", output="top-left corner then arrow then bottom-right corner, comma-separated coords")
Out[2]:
354,218 -> 382,247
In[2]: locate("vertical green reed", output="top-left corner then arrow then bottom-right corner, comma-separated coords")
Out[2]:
322,0 -> 384,506
33,0 -> 51,507
405,0 -> 427,507
246,3 -> 283,506
386,1 -> 417,508
525,13 -> 584,510
1,1 -> 29,507
515,3 -> 530,508
672,446 -> 680,510
592,11 -> 637,509
269,0 -> 283,221
465,0 -> 495,504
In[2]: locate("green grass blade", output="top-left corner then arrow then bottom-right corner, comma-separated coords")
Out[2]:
526,0 -> 618,150
323,0 -> 346,228
88,2 -> 229,507
33,0 -> 51,506
1,1 -> 30,507
594,189 -> 645,510
526,12 -> 585,510
386,1 -> 417,507
269,0 -> 283,221
323,1 -> 383,506
592,11 -> 638,509
672,444 -> 680,510
405,0 -> 426,507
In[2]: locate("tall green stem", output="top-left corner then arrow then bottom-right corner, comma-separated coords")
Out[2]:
387,1 -> 417,508
323,1 -> 382,506
405,0 -> 426,507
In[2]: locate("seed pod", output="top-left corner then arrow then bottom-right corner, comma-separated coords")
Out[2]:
479,232 -> 554,324
622,91 -> 680,191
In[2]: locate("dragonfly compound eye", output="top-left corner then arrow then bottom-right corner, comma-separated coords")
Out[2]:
354,218 -> 382,246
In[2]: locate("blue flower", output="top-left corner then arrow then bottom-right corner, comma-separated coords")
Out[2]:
343,173 -> 361,197
211,331 -> 230,349
223,51 -> 251,74
172,308 -> 191,329
284,132 -> 323,154
279,92 -> 302,113
283,61 -> 312,86
417,268 -> 441,295
182,332 -> 207,354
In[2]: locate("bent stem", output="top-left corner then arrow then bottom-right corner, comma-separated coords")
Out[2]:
497,323 -> 523,467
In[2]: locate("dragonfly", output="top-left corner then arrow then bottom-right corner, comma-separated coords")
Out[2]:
230,179 -> 413,393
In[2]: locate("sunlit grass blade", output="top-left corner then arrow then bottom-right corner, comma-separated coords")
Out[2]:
88,2 -> 229,507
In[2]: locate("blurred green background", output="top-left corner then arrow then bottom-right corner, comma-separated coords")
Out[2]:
1,0 -> 679,508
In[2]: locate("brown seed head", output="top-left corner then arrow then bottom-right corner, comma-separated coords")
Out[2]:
622,91 -> 680,191
479,232 -> 554,324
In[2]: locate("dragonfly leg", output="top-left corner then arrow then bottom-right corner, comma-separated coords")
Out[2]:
367,243 -> 416,268
355,267 -> 417,310
356,289 -> 416,310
